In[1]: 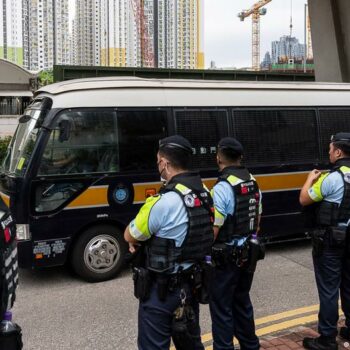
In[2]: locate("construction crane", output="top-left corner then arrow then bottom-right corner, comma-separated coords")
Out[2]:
131,0 -> 154,68
238,0 -> 272,71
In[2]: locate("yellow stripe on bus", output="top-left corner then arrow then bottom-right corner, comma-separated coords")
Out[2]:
0,192 -> 10,207
255,172 -> 309,192
133,172 -> 309,204
67,186 -> 108,209
65,171 -> 310,209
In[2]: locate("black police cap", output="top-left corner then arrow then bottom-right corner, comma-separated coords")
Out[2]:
218,137 -> 244,155
331,133 -> 350,143
159,135 -> 193,154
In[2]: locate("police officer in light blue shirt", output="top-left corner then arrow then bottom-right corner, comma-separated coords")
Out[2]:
124,135 -> 213,350
300,133 -> 350,350
210,137 -> 262,350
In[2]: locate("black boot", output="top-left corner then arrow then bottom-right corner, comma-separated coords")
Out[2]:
303,335 -> 338,350
339,327 -> 350,341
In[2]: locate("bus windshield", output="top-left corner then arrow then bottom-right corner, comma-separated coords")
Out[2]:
1,109 -> 42,176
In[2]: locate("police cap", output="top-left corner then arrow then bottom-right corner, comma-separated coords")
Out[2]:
159,135 -> 193,154
218,137 -> 244,155
331,133 -> 350,143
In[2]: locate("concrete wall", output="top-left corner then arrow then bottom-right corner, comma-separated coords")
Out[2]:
308,0 -> 350,82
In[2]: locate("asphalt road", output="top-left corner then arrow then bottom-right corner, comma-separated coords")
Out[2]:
13,240 -> 318,350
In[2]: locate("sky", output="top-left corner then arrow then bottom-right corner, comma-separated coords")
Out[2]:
68,0 -> 308,69
204,0 -> 308,68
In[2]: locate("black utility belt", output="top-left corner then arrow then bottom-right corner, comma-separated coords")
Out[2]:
212,237 -> 265,273
133,262 -> 213,304
212,242 -> 248,266
312,226 -> 348,252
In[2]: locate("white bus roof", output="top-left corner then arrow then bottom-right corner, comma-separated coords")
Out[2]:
37,77 -> 350,95
35,77 -> 350,109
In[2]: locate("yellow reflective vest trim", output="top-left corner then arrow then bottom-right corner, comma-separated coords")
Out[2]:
175,183 -> 191,195
214,208 -> 225,227
308,173 -> 330,202
129,195 -> 161,241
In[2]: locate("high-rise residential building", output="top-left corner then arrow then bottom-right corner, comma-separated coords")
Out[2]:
100,0 -> 128,67
23,0 -> 70,71
271,36 -> 305,64
74,0 -> 204,69
0,0 -> 23,66
261,51 -> 271,69
74,0 -> 101,66
54,0 -> 70,66
156,0 -> 204,69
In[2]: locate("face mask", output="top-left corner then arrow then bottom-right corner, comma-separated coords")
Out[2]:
158,159 -> 167,183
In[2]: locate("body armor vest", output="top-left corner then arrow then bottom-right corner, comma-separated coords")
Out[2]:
216,166 -> 260,243
146,173 -> 214,273
313,161 -> 350,227
0,209 -> 18,316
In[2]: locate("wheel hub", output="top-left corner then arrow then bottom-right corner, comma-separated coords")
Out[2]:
84,235 -> 119,273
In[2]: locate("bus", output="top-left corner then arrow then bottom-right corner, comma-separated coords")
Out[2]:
1,77 -> 350,282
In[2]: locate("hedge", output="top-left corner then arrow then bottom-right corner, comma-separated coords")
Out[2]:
0,137 -> 12,165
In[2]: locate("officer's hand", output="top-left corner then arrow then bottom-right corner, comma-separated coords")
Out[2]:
307,169 -> 322,184
129,242 -> 140,253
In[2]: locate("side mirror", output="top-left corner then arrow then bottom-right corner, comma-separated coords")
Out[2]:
19,114 -> 32,123
58,119 -> 72,142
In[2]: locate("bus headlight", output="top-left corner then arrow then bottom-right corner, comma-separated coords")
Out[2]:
16,224 -> 31,240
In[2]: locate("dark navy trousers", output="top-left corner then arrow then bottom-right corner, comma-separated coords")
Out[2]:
138,281 -> 204,350
209,262 -> 259,350
313,241 -> 350,337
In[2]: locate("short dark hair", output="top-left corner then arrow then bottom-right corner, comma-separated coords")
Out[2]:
158,147 -> 191,170
218,147 -> 242,163
333,141 -> 350,157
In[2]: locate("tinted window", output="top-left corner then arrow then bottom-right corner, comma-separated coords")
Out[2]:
117,110 -> 167,171
39,110 -> 118,175
174,109 -> 228,169
233,109 -> 318,166
319,109 -> 350,161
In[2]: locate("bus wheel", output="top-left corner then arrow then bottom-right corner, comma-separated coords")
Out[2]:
71,225 -> 127,282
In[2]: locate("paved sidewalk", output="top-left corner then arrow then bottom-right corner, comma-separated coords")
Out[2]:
260,322 -> 349,350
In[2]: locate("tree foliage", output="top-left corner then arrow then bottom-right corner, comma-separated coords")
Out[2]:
38,70 -> 54,87
0,137 -> 12,165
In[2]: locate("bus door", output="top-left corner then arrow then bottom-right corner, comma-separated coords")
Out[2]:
29,108 -> 169,278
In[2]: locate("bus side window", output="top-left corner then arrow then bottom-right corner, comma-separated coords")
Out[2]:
38,110 -> 119,176
117,110 -> 167,171
232,109 -> 318,167
174,109 -> 228,170
35,182 -> 84,212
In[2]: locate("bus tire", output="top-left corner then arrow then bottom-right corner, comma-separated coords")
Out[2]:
71,225 -> 127,282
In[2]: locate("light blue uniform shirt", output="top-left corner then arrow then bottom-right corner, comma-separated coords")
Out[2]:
147,191 -> 188,246
308,171 -> 344,205
308,170 -> 348,225
212,180 -> 262,245
130,191 -> 191,271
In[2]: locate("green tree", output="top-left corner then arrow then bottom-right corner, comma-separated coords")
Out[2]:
38,70 -> 54,87
0,136 -> 11,165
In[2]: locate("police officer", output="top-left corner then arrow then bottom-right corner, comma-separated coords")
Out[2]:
209,137 -> 262,350
0,198 -> 22,349
124,135 -> 214,350
300,133 -> 350,350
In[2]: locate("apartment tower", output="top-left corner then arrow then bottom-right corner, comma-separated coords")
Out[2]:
0,0 -> 23,66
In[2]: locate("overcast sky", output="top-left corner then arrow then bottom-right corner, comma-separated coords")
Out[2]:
69,0 -> 308,69
205,0 -> 307,68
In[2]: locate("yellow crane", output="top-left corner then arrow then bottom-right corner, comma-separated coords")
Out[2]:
238,0 -> 272,71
